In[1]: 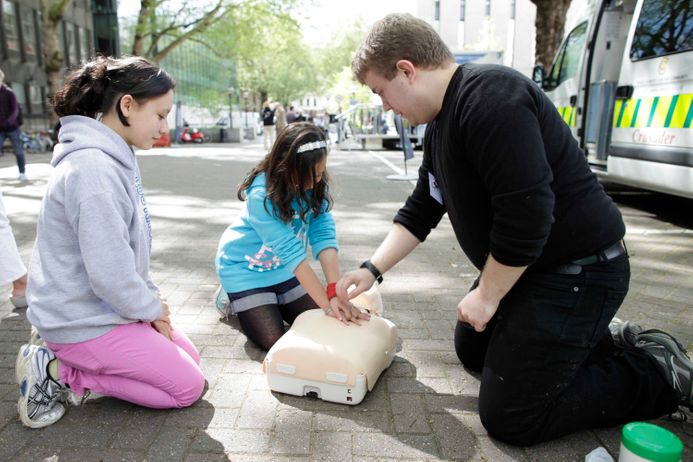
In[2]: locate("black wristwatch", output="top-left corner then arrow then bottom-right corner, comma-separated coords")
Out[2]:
360,260 -> 383,284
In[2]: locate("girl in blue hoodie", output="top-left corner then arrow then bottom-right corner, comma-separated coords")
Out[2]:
15,56 -> 204,429
216,122 -> 370,351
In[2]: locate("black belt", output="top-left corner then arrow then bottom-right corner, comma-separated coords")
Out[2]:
552,241 -> 627,275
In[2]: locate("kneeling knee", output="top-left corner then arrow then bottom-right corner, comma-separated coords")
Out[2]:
175,372 -> 206,408
479,405 -> 541,446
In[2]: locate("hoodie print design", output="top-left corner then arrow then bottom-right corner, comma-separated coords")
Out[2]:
134,171 -> 152,252
243,211 -> 308,273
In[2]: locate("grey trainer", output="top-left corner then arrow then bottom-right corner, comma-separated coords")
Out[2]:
636,329 -> 692,411
608,317 -> 643,349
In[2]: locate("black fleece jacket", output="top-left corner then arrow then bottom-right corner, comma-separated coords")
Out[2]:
394,64 -> 625,271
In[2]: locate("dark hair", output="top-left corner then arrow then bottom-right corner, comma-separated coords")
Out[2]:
52,56 -> 175,126
352,13 -> 454,83
238,122 -> 331,224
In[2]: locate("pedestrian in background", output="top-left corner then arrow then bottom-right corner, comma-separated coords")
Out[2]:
262,100 -> 276,150
275,102 -> 287,134
16,56 -> 205,429
0,190 -> 27,308
338,13 -> 690,446
286,105 -> 297,124
216,122 -> 369,351
0,69 -> 27,181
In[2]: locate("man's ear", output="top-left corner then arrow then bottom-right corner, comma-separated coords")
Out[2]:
119,94 -> 134,117
395,60 -> 417,82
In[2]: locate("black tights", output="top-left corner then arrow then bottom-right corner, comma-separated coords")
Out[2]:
237,294 -> 319,351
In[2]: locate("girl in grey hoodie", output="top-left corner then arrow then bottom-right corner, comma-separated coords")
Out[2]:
15,56 -> 205,428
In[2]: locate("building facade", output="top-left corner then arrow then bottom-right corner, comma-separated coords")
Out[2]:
418,0 -> 537,76
0,0 -> 96,131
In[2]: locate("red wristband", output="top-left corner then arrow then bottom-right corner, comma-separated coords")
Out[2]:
326,282 -> 337,300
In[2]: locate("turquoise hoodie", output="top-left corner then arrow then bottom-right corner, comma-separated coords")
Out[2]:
216,172 -> 338,293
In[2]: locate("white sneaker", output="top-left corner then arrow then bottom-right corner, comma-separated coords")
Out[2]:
16,327 -> 45,385
18,173 -> 27,181
214,285 -> 231,319
29,325 -> 44,346
16,344 -> 66,428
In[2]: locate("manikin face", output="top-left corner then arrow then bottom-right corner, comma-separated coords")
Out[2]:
364,68 -> 422,126
119,89 -> 174,149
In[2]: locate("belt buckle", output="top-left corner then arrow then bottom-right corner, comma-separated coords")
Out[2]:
602,241 -> 625,261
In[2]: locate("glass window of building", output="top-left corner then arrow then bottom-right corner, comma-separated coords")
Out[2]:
79,26 -> 90,60
28,84 -> 43,115
65,22 -> 78,66
511,0 -> 516,19
460,0 -> 465,21
20,6 -> 37,57
435,0 -> 441,21
630,0 -> 693,60
485,0 -> 491,17
3,1 -> 19,52
10,82 -> 26,106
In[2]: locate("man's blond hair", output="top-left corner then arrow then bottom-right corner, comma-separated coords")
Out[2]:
352,13 -> 454,84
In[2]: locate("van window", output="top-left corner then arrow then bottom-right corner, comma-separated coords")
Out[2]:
630,0 -> 693,60
546,21 -> 588,90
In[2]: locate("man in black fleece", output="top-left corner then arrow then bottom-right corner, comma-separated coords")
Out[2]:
336,13 -> 690,446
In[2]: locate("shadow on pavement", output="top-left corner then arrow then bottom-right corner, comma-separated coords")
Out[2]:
0,305 -> 225,460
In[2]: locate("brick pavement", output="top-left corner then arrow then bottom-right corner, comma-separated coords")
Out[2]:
0,143 -> 691,461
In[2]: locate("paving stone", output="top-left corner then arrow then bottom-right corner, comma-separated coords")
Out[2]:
236,390 -> 279,429
353,432 -> 439,459
111,409 -> 166,449
28,401 -> 130,448
59,448 -> 145,461
145,425 -> 197,462
10,447 -> 66,462
270,409 -> 312,454
191,428 -> 270,453
0,420 -> 31,460
315,410 -> 391,433
429,412 -> 478,459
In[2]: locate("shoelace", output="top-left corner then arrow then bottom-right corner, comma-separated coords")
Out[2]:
27,376 -> 61,419
55,384 -> 91,406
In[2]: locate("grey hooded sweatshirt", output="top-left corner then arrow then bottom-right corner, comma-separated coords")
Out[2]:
27,115 -> 163,343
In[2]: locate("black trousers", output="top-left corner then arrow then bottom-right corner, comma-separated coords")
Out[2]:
454,254 -> 679,446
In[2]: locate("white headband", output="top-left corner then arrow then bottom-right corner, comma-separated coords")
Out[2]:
296,140 -> 327,154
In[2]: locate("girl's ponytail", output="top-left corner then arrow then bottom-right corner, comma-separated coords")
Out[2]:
52,57 -> 110,119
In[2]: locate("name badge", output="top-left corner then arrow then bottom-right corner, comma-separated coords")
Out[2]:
428,172 -> 443,205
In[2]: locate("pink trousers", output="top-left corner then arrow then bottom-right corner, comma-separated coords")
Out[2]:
46,322 -> 205,409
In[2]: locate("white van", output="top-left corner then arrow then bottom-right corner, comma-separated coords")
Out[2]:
534,0 -> 692,198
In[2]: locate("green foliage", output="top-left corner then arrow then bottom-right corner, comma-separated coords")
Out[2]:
119,0 -> 369,114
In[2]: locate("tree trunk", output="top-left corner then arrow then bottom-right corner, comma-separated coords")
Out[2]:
41,0 -> 74,125
132,0 -> 153,56
531,0 -> 572,71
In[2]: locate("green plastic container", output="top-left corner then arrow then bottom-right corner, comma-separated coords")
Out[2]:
619,422 -> 683,462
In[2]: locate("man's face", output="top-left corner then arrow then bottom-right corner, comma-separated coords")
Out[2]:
364,69 -> 422,126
